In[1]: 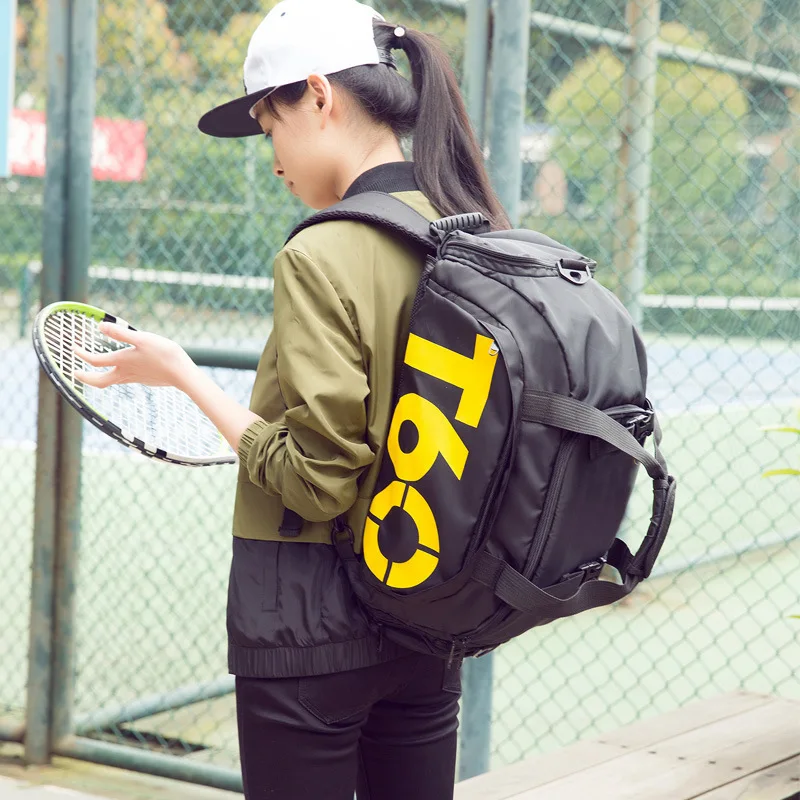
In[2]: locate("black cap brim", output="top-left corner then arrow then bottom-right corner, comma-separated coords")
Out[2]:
198,89 -> 272,138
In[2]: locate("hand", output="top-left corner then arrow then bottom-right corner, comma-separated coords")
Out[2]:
73,322 -> 198,391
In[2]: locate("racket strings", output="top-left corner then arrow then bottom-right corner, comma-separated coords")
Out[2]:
43,310 -> 228,460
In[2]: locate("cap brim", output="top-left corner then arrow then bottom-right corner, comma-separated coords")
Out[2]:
198,89 -> 273,138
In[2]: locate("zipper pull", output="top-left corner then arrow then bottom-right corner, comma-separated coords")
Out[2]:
447,639 -> 457,669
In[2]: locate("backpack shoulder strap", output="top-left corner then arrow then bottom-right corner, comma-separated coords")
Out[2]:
285,191 -> 438,252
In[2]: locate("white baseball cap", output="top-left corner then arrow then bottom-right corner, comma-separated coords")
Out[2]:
199,0 -> 395,138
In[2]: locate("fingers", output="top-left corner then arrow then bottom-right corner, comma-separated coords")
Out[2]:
72,345 -> 128,387
98,321 -> 141,345
74,346 -> 121,368
73,367 -> 120,389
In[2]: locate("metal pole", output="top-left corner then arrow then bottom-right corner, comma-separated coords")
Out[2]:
184,346 -> 261,371
613,0 -> 661,325
459,653 -> 495,780
55,737 -> 243,793
463,0 -> 491,144
51,0 -> 97,744
73,676 -> 235,735
459,0 -> 531,783
486,0 -> 531,227
25,0 -> 70,766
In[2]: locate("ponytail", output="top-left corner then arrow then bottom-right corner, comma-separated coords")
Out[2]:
385,23 -> 511,231
265,20 -> 511,231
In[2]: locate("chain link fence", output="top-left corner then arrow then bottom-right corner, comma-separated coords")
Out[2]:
0,31 -> 38,737
485,0 -> 800,767
1,0 -> 798,787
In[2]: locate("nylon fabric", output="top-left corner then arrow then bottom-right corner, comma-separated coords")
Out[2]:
288,192 -> 676,659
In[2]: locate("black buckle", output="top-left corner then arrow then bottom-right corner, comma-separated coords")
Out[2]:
331,517 -> 354,544
627,400 -> 655,443
562,557 -> 607,585
278,508 -> 305,538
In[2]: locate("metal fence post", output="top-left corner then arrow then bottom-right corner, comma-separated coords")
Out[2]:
24,0 -> 71,766
50,0 -> 98,744
613,0 -> 661,325
459,0 -> 531,783
463,0 -> 491,144
486,0 -> 531,228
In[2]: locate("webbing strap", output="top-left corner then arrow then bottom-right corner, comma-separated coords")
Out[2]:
473,391 -> 677,618
473,543 -> 637,620
522,391 -> 668,481
473,470 -> 676,618
286,192 -> 437,252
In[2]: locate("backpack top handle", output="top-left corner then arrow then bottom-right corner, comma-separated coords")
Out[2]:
429,213 -> 490,238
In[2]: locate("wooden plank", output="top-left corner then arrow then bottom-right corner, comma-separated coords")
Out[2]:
455,693 -> 775,800
455,742 -> 623,800
511,698 -> 800,800
694,755 -> 800,800
598,692 -> 775,750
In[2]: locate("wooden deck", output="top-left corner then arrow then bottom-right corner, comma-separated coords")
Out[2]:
456,692 -> 800,800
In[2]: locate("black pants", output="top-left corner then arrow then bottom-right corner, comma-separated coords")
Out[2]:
235,653 -> 461,800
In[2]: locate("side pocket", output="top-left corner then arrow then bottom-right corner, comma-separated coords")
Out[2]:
261,542 -> 281,612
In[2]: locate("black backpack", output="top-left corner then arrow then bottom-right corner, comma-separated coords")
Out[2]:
287,192 -> 677,664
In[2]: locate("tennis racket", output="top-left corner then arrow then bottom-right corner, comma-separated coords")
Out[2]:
32,301 -> 237,466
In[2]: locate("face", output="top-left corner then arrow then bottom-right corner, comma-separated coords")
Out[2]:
254,76 -> 345,210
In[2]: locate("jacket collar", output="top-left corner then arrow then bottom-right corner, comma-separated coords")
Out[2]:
343,161 -> 419,199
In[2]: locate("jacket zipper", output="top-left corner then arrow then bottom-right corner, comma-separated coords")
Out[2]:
523,433 -> 580,578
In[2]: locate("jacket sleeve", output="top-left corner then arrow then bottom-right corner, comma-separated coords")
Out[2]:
237,246 -> 376,522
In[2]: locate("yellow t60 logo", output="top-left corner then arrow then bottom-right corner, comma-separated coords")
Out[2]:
363,333 -> 498,589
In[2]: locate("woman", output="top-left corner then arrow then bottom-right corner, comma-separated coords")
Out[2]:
76,0 -> 509,796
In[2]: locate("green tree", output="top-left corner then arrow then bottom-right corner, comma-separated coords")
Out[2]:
187,10 -> 275,85
546,22 -> 749,216
164,0 -> 264,36
25,0 -> 196,110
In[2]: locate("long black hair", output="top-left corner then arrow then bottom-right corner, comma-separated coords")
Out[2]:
264,20 -> 511,231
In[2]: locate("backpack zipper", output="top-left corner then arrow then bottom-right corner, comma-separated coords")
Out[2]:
523,433 -> 581,578
465,323 -> 518,559
466,424 -> 515,559
447,240 -> 556,268
467,433 -> 582,648
447,239 -> 596,273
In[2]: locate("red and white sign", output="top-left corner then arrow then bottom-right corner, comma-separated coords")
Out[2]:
9,109 -> 148,182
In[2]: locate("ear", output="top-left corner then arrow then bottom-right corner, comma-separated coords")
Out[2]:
306,74 -> 334,128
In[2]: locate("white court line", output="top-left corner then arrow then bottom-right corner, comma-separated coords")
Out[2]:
0,438 -> 140,461
25,262 -> 799,312
658,398 -> 799,417
26,261 -> 274,291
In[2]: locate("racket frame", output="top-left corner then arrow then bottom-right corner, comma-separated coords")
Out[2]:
32,301 -> 237,467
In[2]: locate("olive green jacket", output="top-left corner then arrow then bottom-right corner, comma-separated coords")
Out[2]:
233,169 -> 440,548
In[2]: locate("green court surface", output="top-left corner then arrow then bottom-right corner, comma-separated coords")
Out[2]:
1,399 -> 798,767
